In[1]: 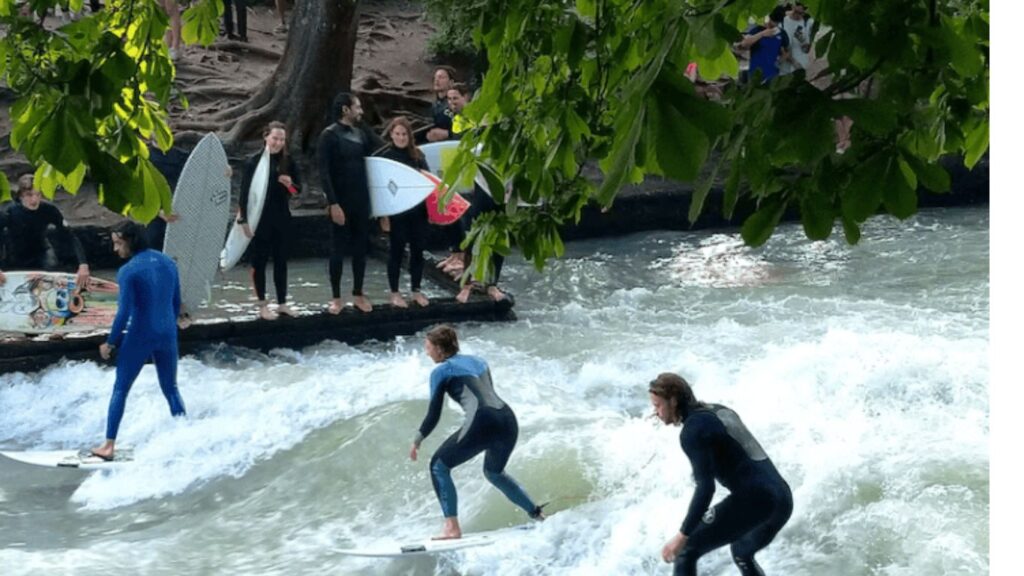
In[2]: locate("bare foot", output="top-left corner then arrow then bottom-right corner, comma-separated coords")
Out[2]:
327,299 -> 344,315
258,304 -> 279,321
486,285 -> 507,302
389,292 -> 408,308
352,295 -> 373,313
177,313 -> 193,330
456,284 -> 473,304
91,440 -> 115,461
431,518 -> 462,540
276,304 -> 298,317
411,292 -> 429,307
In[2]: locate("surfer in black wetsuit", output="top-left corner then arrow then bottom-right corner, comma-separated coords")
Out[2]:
144,142 -> 189,251
317,92 -> 385,314
0,174 -> 90,289
380,116 -> 431,308
409,324 -> 544,540
649,373 -> 793,576
237,121 -> 301,321
424,65 -> 456,143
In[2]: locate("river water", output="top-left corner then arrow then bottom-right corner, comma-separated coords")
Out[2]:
0,207 -> 989,575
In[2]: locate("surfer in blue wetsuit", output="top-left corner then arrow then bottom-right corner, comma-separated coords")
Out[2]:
410,324 -> 545,540
91,221 -> 187,461
380,116 -> 430,309
649,373 -> 792,576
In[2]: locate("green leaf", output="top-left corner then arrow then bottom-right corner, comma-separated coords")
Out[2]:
800,187 -> 835,240
841,214 -> 862,244
741,198 -> 786,247
0,173 -> 10,204
964,120 -> 988,169
61,162 -> 88,195
882,158 -> 917,219
897,157 -> 917,191
941,14 -> 985,78
832,99 -> 898,136
596,105 -> 644,206
842,154 -> 887,222
652,98 -> 708,182
902,154 -> 950,193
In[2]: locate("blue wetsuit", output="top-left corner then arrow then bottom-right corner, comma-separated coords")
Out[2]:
104,249 -> 187,440
415,354 -> 541,518
674,404 -> 793,576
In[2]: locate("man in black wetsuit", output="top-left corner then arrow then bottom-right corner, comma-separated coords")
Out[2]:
0,174 -> 91,289
649,372 -> 793,576
423,66 -> 456,143
317,92 -> 384,314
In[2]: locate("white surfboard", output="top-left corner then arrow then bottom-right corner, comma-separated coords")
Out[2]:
0,449 -> 134,470
335,524 -> 534,558
0,271 -> 119,334
220,149 -> 271,271
367,157 -> 438,217
420,141 -> 475,194
163,133 -> 232,309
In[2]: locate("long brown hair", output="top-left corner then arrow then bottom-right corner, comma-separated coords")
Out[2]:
649,372 -> 704,421
385,116 -> 424,162
264,121 -> 291,175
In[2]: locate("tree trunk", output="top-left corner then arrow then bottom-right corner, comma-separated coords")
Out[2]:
206,0 -> 362,151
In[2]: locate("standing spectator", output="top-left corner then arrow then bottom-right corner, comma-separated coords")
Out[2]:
780,3 -> 815,76
425,66 -> 456,143
223,0 -> 248,43
380,117 -> 431,308
317,93 -> 385,314
163,0 -> 183,59
739,5 -> 790,84
237,121 -> 301,320
274,0 -> 290,33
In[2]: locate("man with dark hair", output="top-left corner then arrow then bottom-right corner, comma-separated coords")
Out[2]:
649,372 -> 793,576
317,92 -> 385,314
425,66 -> 457,143
780,2 -> 815,75
0,174 -> 90,289
739,5 -> 790,84
91,220 -> 186,461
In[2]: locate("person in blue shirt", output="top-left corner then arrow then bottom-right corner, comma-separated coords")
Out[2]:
409,324 -> 545,539
651,372 -> 792,576
740,5 -> 790,84
91,221 -> 187,461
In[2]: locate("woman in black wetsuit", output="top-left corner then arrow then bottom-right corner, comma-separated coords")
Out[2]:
237,121 -> 300,321
380,116 -> 431,308
649,372 -> 793,576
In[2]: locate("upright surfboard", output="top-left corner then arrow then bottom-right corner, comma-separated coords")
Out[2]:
163,133 -> 232,309
0,449 -> 134,470
0,271 -> 118,334
221,149 -> 271,271
367,157 -> 437,217
420,140 -> 475,194
335,524 -> 535,558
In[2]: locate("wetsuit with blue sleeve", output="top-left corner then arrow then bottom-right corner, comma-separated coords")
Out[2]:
104,249 -> 187,440
415,354 -> 542,519
674,404 -> 793,576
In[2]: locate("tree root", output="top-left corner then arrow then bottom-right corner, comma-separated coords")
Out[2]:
209,40 -> 283,61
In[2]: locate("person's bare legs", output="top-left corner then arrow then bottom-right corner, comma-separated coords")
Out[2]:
91,439 -> 115,460
162,0 -> 182,58
433,517 -> 462,540
835,116 -> 853,154
389,292 -> 408,308
274,0 -> 289,32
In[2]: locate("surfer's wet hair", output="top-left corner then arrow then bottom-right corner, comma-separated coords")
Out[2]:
111,220 -> 149,255
332,92 -> 358,120
385,116 -> 423,162
447,83 -> 471,98
433,65 -> 456,82
264,121 -> 291,175
426,324 -> 460,359
649,372 -> 704,421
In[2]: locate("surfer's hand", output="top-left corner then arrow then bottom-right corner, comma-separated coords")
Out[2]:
330,204 -> 346,226
242,223 -> 253,238
99,343 -> 113,360
161,211 -> 180,223
409,443 -> 419,461
75,265 -> 91,292
278,175 -> 293,188
661,532 -> 686,563
380,217 -> 390,233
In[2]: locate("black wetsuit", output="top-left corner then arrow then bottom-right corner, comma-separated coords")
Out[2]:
144,144 -> 190,251
0,201 -> 87,271
380,147 -> 429,293
317,121 -> 385,298
238,151 -> 300,304
415,354 -> 541,518
674,404 -> 793,576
